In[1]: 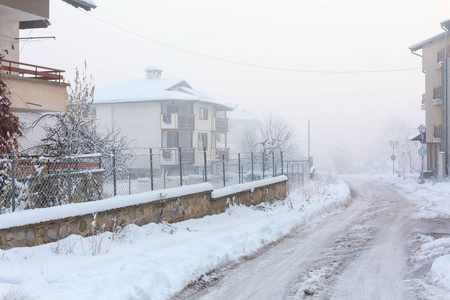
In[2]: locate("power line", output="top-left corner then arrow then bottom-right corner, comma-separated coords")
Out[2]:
78,9 -> 423,74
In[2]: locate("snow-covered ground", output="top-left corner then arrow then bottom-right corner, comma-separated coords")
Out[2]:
389,177 -> 450,295
0,175 -> 350,300
382,175 -> 450,297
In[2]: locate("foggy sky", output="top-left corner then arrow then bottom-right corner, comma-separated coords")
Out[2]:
20,0 -> 449,171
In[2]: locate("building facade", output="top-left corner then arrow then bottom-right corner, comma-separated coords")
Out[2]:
410,20 -> 450,177
93,67 -> 233,168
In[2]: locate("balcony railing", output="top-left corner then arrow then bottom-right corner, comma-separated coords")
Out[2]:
161,113 -> 195,130
0,59 -> 64,82
160,148 -> 195,166
433,86 -> 442,100
215,148 -> 229,160
215,118 -> 229,131
434,125 -> 442,139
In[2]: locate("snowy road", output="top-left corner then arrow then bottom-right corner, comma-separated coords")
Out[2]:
179,178 -> 418,300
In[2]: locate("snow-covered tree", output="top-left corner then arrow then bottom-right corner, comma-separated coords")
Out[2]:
31,62 -> 128,157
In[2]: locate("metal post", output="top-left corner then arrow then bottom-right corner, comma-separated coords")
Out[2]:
163,169 -> 166,189
128,169 -> 131,195
150,148 -> 154,191
112,149 -> 117,196
281,151 -> 284,175
262,152 -> 265,179
222,154 -> 226,187
179,147 -> 183,186
272,151 -> 275,177
238,153 -> 241,184
67,156 -> 73,203
203,147 -> 207,183
10,152 -> 16,212
251,152 -> 254,181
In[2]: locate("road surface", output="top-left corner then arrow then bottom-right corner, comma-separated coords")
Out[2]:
174,178 -> 443,300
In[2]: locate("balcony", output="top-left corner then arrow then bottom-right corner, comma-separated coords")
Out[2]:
0,59 -> 67,112
434,125 -> 442,139
214,147 -> 230,160
160,113 -> 195,130
160,148 -> 195,166
421,93 -> 425,110
437,46 -> 450,63
214,117 -> 229,132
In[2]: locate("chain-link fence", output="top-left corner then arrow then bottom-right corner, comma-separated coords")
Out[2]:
1,149 -> 311,214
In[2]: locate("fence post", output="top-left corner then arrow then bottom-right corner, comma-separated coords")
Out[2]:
203,147 -> 207,183
163,169 -> 166,189
281,151 -> 284,175
112,148 -> 117,196
272,151 -> 275,177
67,155 -> 72,203
251,152 -> 254,182
179,147 -> 183,186
149,148 -> 154,191
128,169 -> 131,195
222,154 -> 226,187
262,152 -> 265,179
238,153 -> 241,184
10,151 -> 16,212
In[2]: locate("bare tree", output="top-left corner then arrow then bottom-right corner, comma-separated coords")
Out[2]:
239,111 -> 297,157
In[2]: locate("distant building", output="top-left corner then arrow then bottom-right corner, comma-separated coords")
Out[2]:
227,109 -> 260,153
409,19 -> 450,177
93,66 -> 234,167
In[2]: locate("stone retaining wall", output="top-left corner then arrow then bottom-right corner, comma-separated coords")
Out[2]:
0,176 -> 287,249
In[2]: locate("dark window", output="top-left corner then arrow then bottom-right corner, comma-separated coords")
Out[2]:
199,107 -> 208,120
167,132 -> 179,148
198,133 -> 208,149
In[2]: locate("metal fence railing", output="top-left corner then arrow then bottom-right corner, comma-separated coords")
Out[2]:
0,149 -> 311,214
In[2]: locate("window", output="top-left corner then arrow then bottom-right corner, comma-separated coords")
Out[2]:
198,133 -> 208,149
199,107 -> 208,120
167,132 -> 179,148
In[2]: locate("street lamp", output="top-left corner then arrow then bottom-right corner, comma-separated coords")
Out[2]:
389,140 -> 399,175
419,124 -> 427,183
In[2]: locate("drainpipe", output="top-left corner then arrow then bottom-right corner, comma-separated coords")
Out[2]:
441,22 -> 449,176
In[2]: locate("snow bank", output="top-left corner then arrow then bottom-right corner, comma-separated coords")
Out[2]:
0,176 -> 350,300
211,175 -> 287,198
0,183 -> 213,229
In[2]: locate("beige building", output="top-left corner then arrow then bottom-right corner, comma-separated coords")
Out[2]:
409,19 -> 450,177
0,0 -> 95,113
93,66 -> 234,168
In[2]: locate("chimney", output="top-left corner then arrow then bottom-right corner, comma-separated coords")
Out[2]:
145,65 -> 162,79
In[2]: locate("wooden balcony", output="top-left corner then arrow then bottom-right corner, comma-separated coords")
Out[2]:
214,117 -> 229,132
0,59 -> 67,112
161,113 -> 195,130
160,148 -> 195,166
215,148 -> 229,160
1,59 -> 64,82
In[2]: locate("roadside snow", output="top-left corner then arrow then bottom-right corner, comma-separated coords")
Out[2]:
371,174 -> 450,295
0,175 -> 349,300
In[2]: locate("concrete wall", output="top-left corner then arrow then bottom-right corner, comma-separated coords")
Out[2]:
0,177 -> 287,249
7,75 -> 67,112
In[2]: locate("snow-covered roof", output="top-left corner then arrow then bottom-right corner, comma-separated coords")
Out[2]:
94,77 -> 233,110
227,109 -> 259,120
409,32 -> 446,52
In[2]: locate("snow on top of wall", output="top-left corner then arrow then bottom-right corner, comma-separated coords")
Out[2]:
211,175 -> 287,199
0,183 -> 214,230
